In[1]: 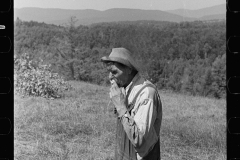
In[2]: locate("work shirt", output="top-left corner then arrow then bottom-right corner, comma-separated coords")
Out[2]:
115,73 -> 162,160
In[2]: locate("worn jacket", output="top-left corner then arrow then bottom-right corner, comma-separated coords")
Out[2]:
115,73 -> 162,160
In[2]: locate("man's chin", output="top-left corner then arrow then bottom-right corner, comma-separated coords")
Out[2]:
118,84 -> 123,88
119,83 -> 127,88
116,83 -> 121,87
117,81 -> 124,88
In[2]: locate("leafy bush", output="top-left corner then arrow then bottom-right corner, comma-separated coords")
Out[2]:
14,53 -> 72,98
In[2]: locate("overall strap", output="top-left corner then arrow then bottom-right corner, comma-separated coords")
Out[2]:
127,82 -> 156,112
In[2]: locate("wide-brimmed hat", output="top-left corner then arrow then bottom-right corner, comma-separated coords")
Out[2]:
101,48 -> 139,72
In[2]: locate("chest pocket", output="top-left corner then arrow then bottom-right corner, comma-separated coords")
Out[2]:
127,82 -> 157,116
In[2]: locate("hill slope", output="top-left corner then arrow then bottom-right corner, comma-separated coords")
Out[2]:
199,14 -> 225,21
14,81 -> 226,159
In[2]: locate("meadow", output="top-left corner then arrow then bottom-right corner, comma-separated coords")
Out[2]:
14,81 -> 226,160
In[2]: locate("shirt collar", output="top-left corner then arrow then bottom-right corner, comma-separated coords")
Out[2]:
125,72 -> 141,95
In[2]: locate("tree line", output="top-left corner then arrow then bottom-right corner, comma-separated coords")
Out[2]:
14,18 -> 226,98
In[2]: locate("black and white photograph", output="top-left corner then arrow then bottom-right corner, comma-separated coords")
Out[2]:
14,0 -> 226,159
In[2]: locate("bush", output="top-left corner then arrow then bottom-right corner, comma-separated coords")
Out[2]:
14,53 -> 72,99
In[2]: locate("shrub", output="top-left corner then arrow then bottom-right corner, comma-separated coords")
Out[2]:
14,53 -> 72,99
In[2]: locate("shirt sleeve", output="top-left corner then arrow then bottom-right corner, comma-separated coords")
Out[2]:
120,87 -> 159,153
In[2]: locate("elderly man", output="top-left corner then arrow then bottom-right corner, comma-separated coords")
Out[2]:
101,48 -> 162,160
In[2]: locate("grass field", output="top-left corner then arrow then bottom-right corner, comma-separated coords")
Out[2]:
14,81 -> 226,160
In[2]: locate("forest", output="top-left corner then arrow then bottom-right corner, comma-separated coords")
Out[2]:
14,17 -> 226,99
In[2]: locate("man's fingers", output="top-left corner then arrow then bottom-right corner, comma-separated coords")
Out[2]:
110,79 -> 116,85
112,80 -> 118,88
111,82 -> 120,93
110,80 -> 123,99
110,87 -> 117,98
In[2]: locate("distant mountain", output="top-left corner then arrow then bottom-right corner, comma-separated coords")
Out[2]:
14,7 -> 195,25
166,4 -> 226,18
14,8 -> 102,25
14,5 -> 226,26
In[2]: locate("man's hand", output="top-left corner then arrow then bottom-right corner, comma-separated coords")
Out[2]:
110,80 -> 127,117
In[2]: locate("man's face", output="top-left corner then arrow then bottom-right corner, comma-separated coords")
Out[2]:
107,62 -> 130,88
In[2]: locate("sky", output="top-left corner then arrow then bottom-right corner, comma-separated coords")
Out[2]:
14,0 -> 226,11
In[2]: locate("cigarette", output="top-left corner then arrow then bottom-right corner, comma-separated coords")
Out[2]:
110,79 -> 115,85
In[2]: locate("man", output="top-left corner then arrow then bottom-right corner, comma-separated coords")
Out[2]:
101,47 -> 162,160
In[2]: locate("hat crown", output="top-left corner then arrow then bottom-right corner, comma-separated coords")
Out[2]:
109,48 -> 132,60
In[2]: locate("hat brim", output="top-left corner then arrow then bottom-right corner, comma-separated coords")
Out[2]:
101,56 -> 114,63
101,56 -> 138,71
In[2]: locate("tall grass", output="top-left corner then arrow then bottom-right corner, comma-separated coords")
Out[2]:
160,92 -> 226,160
14,81 -> 226,160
